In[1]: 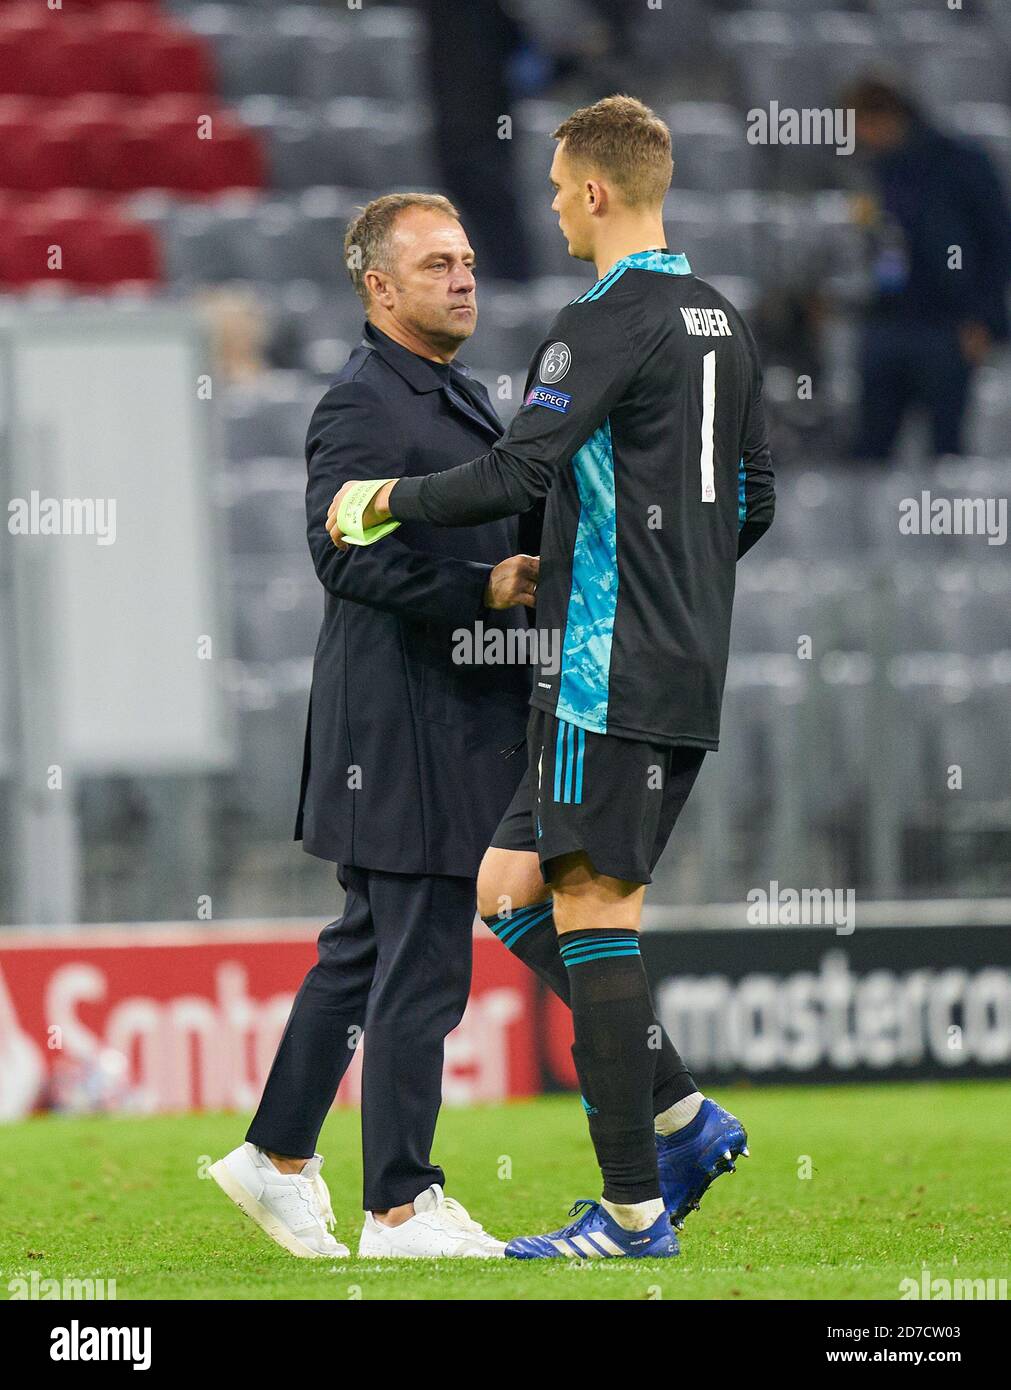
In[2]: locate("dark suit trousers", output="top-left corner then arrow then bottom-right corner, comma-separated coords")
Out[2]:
246,867 -> 476,1212
854,320 -> 973,459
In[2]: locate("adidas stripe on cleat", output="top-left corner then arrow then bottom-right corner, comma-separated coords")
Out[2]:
505,1199 -> 680,1260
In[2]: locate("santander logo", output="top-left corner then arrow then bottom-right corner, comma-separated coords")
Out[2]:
42,961 -> 298,1112
0,966 -> 46,1120
0,928 -> 537,1117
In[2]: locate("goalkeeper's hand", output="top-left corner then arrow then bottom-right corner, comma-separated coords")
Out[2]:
326,479 -> 399,549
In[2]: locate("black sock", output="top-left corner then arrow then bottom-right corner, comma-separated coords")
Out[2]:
482,907 -> 696,1115
558,928 -> 660,1205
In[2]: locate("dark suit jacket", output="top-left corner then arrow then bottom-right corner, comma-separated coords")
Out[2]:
295,323 -> 534,877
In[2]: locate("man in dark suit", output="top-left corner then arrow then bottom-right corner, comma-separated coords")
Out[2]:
210,194 -> 539,1260
843,77 -> 1011,459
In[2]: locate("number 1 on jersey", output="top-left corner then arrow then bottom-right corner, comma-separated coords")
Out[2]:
700,349 -> 716,503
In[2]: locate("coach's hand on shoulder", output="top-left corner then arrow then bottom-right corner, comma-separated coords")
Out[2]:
484,554 -> 539,610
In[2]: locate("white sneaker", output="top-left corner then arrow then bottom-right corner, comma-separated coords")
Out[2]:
358,1184 -> 506,1258
209,1142 -> 350,1259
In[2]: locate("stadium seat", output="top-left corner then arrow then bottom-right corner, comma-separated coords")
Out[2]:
298,7 -> 426,104
0,112 -> 78,191
228,557 -> 322,663
220,460 -> 308,556
140,107 -> 267,194
222,373 -> 320,463
242,97 -> 436,192
49,98 -> 135,191
0,193 -> 161,289
186,5 -> 306,102
8,23 -> 121,99
269,278 -> 363,375
716,13 -> 825,114
666,103 -> 763,193
1,0 -> 1007,923
968,366 -> 1011,459
227,658 -> 313,835
664,191 -> 763,281
115,25 -> 217,97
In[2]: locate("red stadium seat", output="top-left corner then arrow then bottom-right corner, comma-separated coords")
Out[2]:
0,5 -> 266,277
0,117 -> 78,191
75,0 -> 159,9
0,95 -> 267,196
22,24 -> 123,98
47,99 -> 130,190
0,195 -> 161,289
0,217 -> 69,288
13,195 -> 105,286
81,219 -> 161,286
179,123 -> 266,195
95,122 -> 168,192
111,25 -> 215,97
0,22 -> 44,97
0,101 -> 38,175
0,10 -> 208,101
139,108 -> 266,194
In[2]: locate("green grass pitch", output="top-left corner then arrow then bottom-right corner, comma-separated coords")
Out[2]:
2,1081 -> 1009,1301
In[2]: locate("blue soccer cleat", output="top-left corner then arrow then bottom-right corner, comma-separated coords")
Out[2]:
656,1098 -> 749,1229
505,1199 -> 680,1260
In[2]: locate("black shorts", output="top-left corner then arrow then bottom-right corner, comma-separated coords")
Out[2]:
490,709 -> 706,885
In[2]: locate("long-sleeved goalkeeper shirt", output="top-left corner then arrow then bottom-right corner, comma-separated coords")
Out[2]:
391,249 -> 775,748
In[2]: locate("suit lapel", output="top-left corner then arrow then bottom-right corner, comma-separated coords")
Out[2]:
361,323 -> 503,443
443,373 -> 503,441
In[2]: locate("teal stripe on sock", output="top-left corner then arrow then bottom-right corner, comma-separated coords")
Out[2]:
485,904 -> 542,938
559,941 -> 641,956
561,946 -> 642,966
500,904 -> 554,948
559,935 -> 640,957
559,934 -> 637,951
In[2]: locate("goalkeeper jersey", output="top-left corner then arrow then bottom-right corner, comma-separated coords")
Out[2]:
391,248 -> 775,749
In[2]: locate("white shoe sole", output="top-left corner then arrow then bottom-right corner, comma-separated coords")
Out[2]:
209,1159 -> 348,1260
357,1232 -> 505,1259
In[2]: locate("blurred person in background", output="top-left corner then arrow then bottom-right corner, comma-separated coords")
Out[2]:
419,0 -> 644,282
421,0 -> 535,281
843,76 -> 1011,460
196,286 -> 270,386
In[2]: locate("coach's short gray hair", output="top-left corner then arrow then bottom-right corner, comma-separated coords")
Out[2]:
343,193 -> 460,309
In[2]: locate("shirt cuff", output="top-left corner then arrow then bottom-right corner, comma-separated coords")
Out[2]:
388,474 -> 426,522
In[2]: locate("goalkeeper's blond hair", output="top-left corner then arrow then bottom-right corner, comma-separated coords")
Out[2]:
553,95 -> 673,208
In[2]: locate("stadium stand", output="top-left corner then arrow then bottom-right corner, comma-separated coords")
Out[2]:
0,0 -> 1008,923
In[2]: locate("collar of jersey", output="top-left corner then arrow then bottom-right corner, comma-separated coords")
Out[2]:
573,249 -> 692,303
